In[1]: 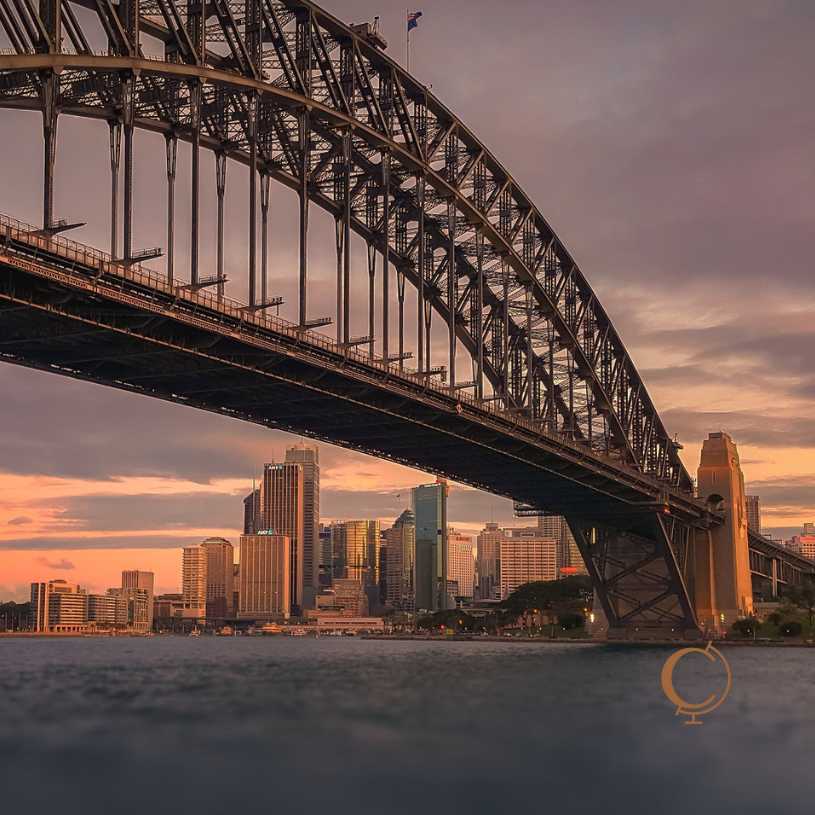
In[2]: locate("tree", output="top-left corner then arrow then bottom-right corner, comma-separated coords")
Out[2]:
731,617 -> 759,638
780,621 -> 803,637
557,612 -> 585,631
416,609 -> 476,632
0,601 -> 32,631
786,579 -> 815,628
499,576 -> 592,618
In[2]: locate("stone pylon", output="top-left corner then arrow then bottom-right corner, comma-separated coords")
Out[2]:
694,432 -> 753,632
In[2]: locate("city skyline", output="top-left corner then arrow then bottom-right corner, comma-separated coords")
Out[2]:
0,0 -> 813,603
2,440 -> 813,602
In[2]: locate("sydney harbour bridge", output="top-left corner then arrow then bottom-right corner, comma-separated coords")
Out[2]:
0,0 -> 810,636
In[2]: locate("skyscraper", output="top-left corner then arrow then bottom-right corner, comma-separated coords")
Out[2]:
201,537 -> 234,619
536,515 -> 586,576
476,522 -> 504,600
384,509 -> 415,610
318,523 -> 333,587
260,461 -> 305,614
238,534 -> 291,620
412,479 -> 448,611
182,546 -> 207,619
331,520 -> 381,587
243,487 -> 260,534
121,570 -> 155,629
285,444 -> 320,610
447,529 -> 475,601
745,496 -> 761,533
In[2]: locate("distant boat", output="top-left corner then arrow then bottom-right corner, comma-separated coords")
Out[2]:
216,626 -> 234,637
260,623 -> 282,635
189,627 -> 201,638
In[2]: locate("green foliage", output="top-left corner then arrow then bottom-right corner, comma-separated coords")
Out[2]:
416,610 -> 477,632
731,617 -> 759,637
557,612 -> 585,631
785,579 -> 815,627
780,620 -> 803,637
499,575 -> 592,618
0,600 -> 32,631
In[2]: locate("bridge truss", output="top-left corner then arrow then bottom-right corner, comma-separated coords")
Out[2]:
0,0 -> 750,634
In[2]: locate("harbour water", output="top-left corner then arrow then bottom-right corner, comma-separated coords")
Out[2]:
1,637 -> 812,814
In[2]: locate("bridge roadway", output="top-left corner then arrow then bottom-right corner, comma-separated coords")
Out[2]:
0,213 -> 705,536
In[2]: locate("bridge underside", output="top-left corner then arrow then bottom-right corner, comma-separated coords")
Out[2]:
0,240 -> 707,633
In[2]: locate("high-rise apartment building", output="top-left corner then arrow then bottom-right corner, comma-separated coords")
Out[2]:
30,580 -> 89,632
87,592 -> 129,628
447,529 -> 475,601
182,546 -> 207,619
260,461 -> 305,614
412,479 -> 448,611
745,496 -> 761,533
201,538 -> 235,619
285,444 -> 320,610
384,509 -> 415,610
499,535 -> 559,599
238,533 -> 291,620
476,522 -> 504,600
121,570 -> 155,629
804,523 -> 815,536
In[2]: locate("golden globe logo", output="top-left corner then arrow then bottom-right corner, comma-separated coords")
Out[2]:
660,642 -> 732,725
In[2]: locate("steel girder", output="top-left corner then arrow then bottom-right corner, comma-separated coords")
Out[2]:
0,0 -> 692,494
568,515 -> 699,632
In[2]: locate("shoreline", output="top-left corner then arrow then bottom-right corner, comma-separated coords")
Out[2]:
3,631 -> 814,647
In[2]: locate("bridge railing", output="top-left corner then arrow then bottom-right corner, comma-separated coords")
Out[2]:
0,211 -> 650,481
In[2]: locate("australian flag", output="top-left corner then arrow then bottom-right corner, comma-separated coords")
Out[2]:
407,11 -> 423,31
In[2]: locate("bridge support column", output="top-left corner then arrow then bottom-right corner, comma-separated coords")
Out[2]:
447,199 -> 457,388
215,150 -> 226,300
569,516 -> 699,639
122,75 -> 134,263
381,152 -> 390,363
340,128 -> 350,342
260,171 -> 270,307
109,121 -> 122,259
475,230 -> 485,400
771,557 -> 779,599
397,269 -> 406,370
189,80 -> 201,286
695,432 -> 753,631
164,133 -> 176,286
248,94 -> 258,307
41,72 -> 58,230
334,216 -> 344,343
367,241 -> 376,357
416,174 -> 425,373
691,528 -> 717,632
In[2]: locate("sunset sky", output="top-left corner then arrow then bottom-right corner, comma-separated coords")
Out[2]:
1,0 -> 813,600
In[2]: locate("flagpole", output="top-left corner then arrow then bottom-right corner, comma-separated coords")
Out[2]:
406,9 -> 410,73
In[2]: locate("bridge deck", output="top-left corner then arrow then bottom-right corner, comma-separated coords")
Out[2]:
0,212 -> 706,534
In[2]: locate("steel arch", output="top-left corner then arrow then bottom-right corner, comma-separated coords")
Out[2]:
0,0 -> 691,494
